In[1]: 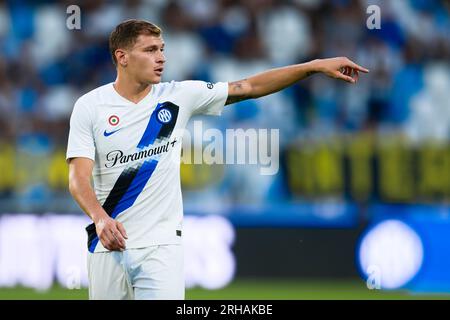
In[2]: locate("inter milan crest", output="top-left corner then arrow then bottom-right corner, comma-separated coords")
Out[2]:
157,108 -> 172,124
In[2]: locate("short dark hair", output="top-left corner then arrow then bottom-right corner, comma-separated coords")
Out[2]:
109,19 -> 162,66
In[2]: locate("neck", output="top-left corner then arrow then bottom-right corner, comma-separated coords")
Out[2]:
113,72 -> 152,104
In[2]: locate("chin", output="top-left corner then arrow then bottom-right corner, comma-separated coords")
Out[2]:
145,77 -> 161,85
153,74 -> 163,82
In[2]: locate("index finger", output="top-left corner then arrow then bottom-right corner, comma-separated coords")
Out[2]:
348,60 -> 369,73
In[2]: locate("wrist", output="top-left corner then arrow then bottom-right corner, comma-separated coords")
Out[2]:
308,59 -> 323,73
91,211 -> 109,224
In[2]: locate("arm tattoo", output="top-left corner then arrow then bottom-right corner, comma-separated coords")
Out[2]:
225,79 -> 250,105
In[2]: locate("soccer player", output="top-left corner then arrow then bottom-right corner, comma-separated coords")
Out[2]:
66,20 -> 368,300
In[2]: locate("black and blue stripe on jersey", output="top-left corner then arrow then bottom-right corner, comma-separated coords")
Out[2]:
86,102 -> 180,253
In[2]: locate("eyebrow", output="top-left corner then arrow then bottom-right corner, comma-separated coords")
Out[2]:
143,44 -> 165,50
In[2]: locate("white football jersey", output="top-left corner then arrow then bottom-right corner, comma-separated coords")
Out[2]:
66,81 -> 228,252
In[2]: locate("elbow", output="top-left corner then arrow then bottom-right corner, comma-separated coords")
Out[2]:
226,79 -> 254,105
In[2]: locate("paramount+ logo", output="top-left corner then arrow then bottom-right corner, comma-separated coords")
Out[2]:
105,139 -> 177,168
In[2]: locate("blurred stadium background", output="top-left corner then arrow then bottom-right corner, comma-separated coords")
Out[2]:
0,0 -> 450,299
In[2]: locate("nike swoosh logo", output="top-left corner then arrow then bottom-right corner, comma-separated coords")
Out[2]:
103,129 -> 121,137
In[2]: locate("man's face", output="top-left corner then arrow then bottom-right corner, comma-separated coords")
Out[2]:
125,34 -> 165,84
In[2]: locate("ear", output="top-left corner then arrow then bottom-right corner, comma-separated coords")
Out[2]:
115,49 -> 128,67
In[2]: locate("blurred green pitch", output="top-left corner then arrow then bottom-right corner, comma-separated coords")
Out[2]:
0,279 -> 449,300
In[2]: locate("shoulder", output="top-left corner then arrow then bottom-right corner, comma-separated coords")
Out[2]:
71,83 -> 117,122
75,83 -> 112,109
176,80 -> 215,90
169,80 -> 222,96
151,80 -> 210,99
155,80 -> 200,90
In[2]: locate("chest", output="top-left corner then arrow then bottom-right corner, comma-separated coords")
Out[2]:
92,101 -> 185,157
92,105 -> 151,154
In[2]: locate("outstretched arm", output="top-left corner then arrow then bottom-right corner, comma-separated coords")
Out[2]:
225,57 -> 369,105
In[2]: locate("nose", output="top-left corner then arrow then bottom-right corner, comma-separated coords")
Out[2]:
157,50 -> 166,64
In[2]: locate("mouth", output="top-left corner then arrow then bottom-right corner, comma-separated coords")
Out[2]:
154,67 -> 164,76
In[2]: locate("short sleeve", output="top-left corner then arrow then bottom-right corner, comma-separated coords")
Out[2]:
184,81 -> 229,116
66,98 -> 96,162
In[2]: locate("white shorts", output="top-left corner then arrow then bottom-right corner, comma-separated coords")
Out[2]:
87,244 -> 184,300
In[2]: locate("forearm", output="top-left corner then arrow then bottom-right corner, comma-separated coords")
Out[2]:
69,175 -> 108,224
247,59 -> 320,98
226,57 -> 368,105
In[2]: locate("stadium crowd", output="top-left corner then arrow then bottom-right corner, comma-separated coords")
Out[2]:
0,0 -> 449,209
